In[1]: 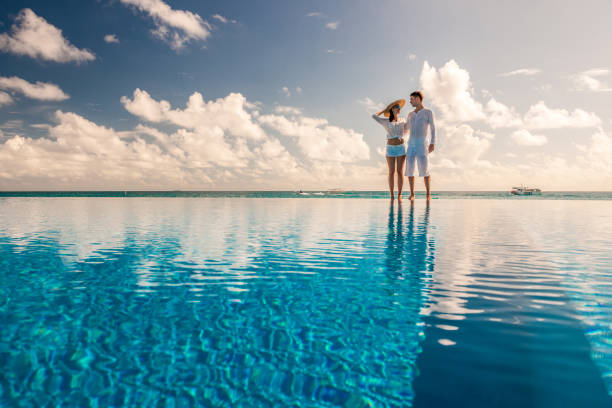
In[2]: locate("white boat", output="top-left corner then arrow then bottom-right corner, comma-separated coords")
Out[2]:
510,185 -> 542,195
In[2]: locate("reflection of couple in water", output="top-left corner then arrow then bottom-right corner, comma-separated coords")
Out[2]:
385,201 -> 434,281
372,91 -> 436,202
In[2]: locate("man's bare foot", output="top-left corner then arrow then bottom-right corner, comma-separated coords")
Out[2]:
409,195 -> 415,201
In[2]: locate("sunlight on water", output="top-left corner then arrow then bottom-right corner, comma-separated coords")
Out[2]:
0,198 -> 610,407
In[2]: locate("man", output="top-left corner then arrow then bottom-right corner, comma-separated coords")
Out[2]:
406,91 -> 435,201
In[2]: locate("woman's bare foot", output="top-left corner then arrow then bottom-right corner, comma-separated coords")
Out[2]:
426,194 -> 432,201
397,194 -> 402,202
409,195 -> 415,201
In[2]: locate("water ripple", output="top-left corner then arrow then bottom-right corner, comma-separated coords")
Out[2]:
0,198 -> 610,407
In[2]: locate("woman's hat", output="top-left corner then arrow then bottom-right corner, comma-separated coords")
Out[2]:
376,99 -> 406,117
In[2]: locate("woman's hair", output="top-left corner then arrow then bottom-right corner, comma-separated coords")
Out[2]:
388,105 -> 400,122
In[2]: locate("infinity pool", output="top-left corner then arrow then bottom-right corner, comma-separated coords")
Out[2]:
0,198 -> 610,407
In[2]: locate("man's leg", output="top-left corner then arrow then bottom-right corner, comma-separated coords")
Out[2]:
386,156 -> 396,200
424,176 -> 431,200
406,154 -> 416,201
408,176 -> 415,201
418,154 -> 431,200
396,155 -> 406,201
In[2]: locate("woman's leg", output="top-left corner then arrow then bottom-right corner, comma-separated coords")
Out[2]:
386,156 -> 396,200
396,155 -> 406,201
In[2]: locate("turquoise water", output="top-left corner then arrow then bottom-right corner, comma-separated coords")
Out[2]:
0,198 -> 610,407
1,191 -> 612,200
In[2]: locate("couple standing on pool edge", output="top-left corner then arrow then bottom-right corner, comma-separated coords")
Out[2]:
372,91 -> 435,202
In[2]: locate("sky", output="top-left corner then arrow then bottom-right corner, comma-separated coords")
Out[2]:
0,0 -> 611,191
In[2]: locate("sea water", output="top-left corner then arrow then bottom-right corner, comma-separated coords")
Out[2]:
0,197 -> 610,407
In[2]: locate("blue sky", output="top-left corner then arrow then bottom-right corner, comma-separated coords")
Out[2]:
1,0 -> 611,190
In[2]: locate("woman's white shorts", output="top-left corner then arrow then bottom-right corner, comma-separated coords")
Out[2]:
386,144 -> 406,157
405,153 -> 430,177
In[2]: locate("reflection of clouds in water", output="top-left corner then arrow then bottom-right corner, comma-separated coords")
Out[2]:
420,201 -> 490,320
0,198 -> 432,406
511,201 -> 612,395
5,199 -> 609,403
1,198 -> 415,292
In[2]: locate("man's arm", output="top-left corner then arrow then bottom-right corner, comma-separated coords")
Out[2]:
428,110 -> 436,153
403,112 -> 412,133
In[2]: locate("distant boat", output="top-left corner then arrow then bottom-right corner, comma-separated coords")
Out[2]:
510,185 -> 542,196
296,188 -> 346,196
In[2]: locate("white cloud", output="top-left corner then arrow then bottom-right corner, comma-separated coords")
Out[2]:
420,60 -> 601,132
104,34 -> 119,44
576,129 -> 612,176
120,0 -> 211,50
357,97 -> 383,114
475,130 -> 495,140
523,101 -> 601,129
534,84 -> 552,92
326,21 -> 340,30
296,86 -> 302,94
582,68 -> 609,77
0,109 -> 297,189
511,129 -> 548,146
407,54 -> 417,61
415,60 -> 612,190
281,86 -> 291,97
0,76 -> 69,101
433,124 -> 493,168
0,89 -> 376,189
0,91 -> 13,107
0,9 -> 95,63
485,98 -> 522,128
420,60 -> 486,123
307,12 -> 324,17
500,68 -> 541,77
212,14 -> 236,24
258,114 -> 370,163
0,111 -> 187,188
121,88 -> 266,141
274,105 -> 302,115
1,120 -> 24,131
571,68 -> 612,92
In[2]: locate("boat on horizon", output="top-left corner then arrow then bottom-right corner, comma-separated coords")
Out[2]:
510,185 -> 542,196
295,188 -> 347,196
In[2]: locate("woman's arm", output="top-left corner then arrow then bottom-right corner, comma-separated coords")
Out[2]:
371,113 -> 388,127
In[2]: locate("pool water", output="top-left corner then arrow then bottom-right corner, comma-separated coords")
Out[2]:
0,198 -> 610,407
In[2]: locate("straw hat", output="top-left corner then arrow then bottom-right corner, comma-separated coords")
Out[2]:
376,99 -> 406,117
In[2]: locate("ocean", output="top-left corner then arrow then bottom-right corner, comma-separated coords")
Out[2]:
1,190 -> 612,200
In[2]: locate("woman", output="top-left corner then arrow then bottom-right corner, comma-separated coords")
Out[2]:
372,99 -> 409,201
